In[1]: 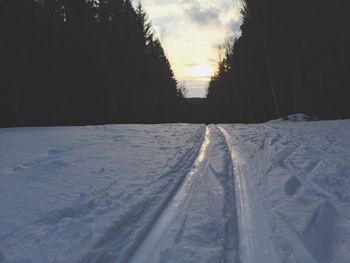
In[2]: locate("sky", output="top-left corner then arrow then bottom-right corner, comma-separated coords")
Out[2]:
140,0 -> 244,97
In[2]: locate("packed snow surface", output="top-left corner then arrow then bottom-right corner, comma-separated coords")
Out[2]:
0,120 -> 349,263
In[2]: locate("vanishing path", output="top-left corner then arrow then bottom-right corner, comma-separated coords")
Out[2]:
129,125 -> 281,263
219,125 -> 280,263
2,121 -> 349,263
129,125 -> 239,263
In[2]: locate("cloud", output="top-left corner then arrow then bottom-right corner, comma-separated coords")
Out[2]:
208,58 -> 218,66
141,0 -> 245,97
146,0 -> 175,5
229,19 -> 242,38
180,1 -> 221,26
184,63 -> 198,67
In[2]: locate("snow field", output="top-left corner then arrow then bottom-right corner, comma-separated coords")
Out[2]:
221,120 -> 350,263
0,124 -> 205,262
0,119 -> 349,263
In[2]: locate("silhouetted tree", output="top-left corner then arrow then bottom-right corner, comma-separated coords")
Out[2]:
0,0 -> 184,127
207,0 -> 350,123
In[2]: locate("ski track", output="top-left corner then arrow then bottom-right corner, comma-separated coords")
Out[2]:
128,126 -> 212,263
1,120 -> 349,263
218,125 -> 281,263
82,125 -> 207,263
0,124 -> 208,263
128,125 -> 239,263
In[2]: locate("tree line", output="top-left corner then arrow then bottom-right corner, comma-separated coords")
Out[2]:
1,0 -> 349,127
0,0 -> 186,127
207,0 -> 350,123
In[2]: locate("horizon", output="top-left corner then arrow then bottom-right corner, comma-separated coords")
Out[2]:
140,0 -> 244,97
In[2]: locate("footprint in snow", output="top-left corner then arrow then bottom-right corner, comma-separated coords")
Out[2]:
285,176 -> 302,196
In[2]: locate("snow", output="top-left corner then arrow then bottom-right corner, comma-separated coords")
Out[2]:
220,120 -> 350,263
130,126 -> 238,263
0,124 -> 205,262
0,120 -> 350,262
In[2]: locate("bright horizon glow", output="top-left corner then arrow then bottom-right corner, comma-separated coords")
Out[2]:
187,65 -> 214,79
141,0 -> 244,97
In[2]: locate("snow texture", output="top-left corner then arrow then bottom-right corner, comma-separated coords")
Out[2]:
0,119 -> 349,263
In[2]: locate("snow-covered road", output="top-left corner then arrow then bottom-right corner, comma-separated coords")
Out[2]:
1,118 -> 350,262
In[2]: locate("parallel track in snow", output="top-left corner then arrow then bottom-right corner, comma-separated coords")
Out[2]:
82,126 -> 208,263
218,125 -> 281,263
129,125 -> 282,263
128,126 -> 212,262
2,122 -> 349,263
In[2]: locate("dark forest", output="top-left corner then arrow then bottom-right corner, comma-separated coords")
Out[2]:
207,0 -> 350,123
1,0 -> 349,127
1,0 -> 185,127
